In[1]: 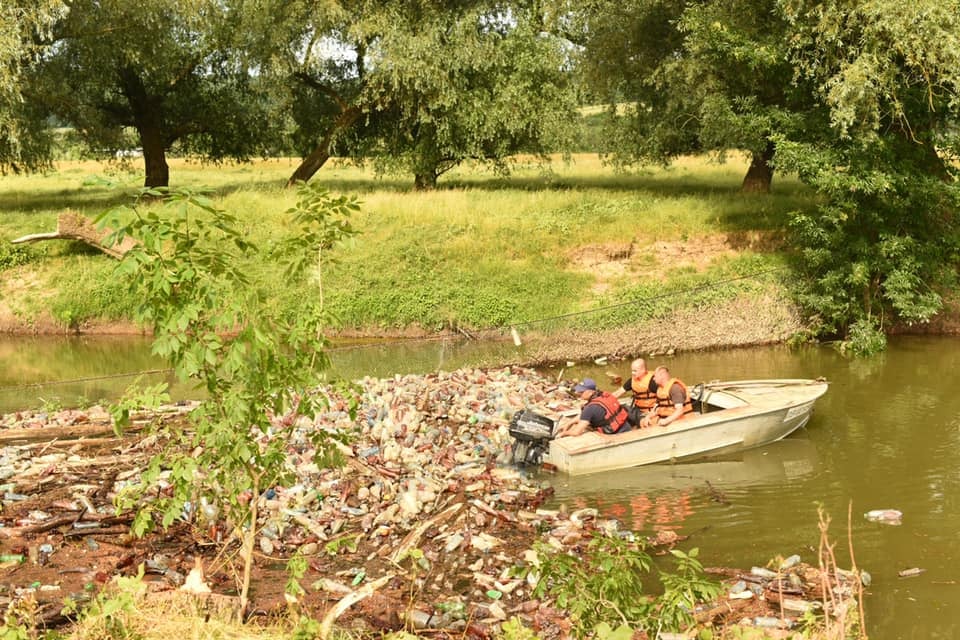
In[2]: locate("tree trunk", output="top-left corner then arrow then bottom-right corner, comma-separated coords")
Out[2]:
741,140 -> 775,193
414,171 -> 438,191
141,129 -> 169,188
287,107 -> 361,187
118,67 -> 170,189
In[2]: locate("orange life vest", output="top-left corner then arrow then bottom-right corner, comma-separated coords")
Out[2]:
585,391 -> 630,434
630,371 -> 658,411
655,378 -> 694,420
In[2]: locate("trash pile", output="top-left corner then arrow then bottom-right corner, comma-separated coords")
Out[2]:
0,366 -> 867,639
700,555 -> 866,636
0,367 -> 623,629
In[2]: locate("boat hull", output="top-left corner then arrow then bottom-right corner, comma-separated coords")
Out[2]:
545,379 -> 827,476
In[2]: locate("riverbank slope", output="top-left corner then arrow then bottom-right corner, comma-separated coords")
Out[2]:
1,155 -> 815,354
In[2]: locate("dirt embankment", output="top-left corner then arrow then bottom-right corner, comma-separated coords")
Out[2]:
3,229 -> 958,356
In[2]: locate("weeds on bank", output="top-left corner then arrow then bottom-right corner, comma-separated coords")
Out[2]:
531,534 -> 720,638
0,156 -> 813,332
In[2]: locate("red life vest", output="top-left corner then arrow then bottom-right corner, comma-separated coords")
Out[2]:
586,391 -> 630,434
630,371 -> 658,411
655,378 -> 694,420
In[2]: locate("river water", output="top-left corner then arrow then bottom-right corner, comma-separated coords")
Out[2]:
1,335 -> 958,638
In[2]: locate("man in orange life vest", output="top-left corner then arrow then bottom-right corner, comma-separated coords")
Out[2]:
640,366 -> 694,428
611,357 -> 658,427
554,378 -> 631,438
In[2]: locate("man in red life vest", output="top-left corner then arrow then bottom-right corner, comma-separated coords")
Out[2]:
554,378 -> 631,438
640,366 -> 694,428
611,357 -> 659,427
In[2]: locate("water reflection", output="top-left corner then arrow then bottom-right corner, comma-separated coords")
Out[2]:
549,438 -> 819,532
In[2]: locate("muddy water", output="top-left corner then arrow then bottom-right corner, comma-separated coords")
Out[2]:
2,335 -> 959,638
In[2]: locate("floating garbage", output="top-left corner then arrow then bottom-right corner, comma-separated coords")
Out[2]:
865,509 -> 902,524
898,567 -> 925,578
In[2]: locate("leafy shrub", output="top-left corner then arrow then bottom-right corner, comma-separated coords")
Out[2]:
532,533 -> 719,637
99,183 -> 358,615
0,244 -> 41,271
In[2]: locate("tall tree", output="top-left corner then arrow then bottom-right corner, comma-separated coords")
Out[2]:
773,0 -> 960,350
354,2 -> 579,190
0,0 -> 66,173
572,0 -> 821,193
247,0 -> 578,188
30,0 -> 277,187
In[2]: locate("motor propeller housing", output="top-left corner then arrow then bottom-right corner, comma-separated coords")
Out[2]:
508,410 -> 555,466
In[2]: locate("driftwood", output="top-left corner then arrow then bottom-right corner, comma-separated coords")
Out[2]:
11,210 -> 138,259
389,501 -> 464,564
318,573 -> 394,640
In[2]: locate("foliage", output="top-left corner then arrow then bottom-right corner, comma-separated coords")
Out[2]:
0,0 -> 65,174
28,0 -> 279,187
1,596 -> 59,640
285,551 -> 308,603
61,568 -> 148,640
246,0 -> 579,187
773,0 -> 960,351
353,1 -> 579,188
274,181 -> 360,313
499,617 -> 541,640
532,533 -> 718,637
658,548 -> 721,632
98,183 -> 358,612
572,0 -> 818,189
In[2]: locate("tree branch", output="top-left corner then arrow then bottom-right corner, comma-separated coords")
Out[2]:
294,72 -> 350,111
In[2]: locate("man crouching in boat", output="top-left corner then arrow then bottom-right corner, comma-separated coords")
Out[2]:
640,366 -> 694,428
554,378 -> 631,438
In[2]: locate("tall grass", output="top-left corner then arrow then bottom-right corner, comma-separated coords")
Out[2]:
0,154 -> 817,333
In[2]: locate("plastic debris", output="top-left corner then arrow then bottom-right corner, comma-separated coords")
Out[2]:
865,509 -> 903,524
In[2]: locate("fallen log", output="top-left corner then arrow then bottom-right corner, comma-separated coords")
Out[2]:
11,210 -> 138,259
0,421 -> 144,445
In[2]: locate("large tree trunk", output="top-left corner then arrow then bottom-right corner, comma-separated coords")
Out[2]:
119,67 -> 170,189
287,107 -> 362,187
741,140 -> 776,193
141,129 -> 169,189
414,171 -> 438,191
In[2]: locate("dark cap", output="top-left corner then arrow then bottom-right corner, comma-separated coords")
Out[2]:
573,378 -> 598,393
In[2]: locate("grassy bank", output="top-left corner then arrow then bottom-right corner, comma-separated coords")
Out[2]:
0,155 -> 817,339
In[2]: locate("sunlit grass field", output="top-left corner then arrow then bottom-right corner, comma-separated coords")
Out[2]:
0,154 -> 817,333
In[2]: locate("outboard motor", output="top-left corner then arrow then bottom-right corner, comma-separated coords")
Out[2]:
508,410 -> 555,466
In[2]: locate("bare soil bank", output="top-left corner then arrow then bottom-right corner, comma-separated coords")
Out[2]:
3,289 -> 958,366
0,290 -> 803,362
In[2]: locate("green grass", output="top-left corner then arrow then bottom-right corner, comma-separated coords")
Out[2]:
0,154 -> 818,333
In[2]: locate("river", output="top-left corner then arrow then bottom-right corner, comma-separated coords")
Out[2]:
1,334 -> 957,638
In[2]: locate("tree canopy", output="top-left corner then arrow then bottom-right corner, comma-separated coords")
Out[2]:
28,0 -> 278,187
773,0 -> 960,349
0,0 -> 66,173
244,0 -> 579,188
571,0 -> 825,192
